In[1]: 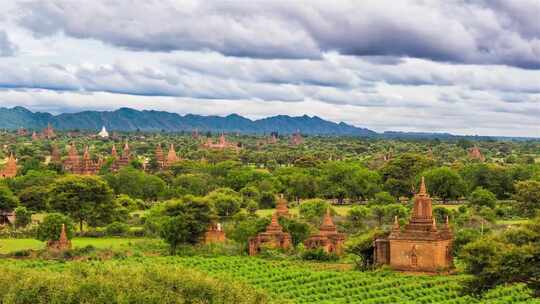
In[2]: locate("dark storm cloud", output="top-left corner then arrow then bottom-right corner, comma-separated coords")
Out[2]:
16,1 -> 540,69
0,31 -> 17,56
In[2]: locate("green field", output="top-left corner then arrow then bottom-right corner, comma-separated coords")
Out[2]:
0,238 -> 158,254
0,256 -> 535,304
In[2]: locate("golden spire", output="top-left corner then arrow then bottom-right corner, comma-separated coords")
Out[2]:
59,223 -> 68,242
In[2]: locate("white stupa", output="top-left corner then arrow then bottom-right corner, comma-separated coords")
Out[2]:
98,126 -> 109,138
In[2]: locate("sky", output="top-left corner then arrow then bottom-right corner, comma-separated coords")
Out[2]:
0,1 -> 539,137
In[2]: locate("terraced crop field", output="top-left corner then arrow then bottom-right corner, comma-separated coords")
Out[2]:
172,256 -> 539,304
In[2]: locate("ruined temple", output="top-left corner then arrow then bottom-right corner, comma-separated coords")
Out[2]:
290,130 -> 303,146
42,123 -> 56,139
50,145 -> 61,163
47,223 -> 72,251
304,209 -> 346,255
0,153 -> 17,179
249,212 -> 291,255
204,223 -> 226,244
375,177 -> 453,272
469,146 -> 485,162
202,133 -> 239,150
111,142 -> 132,171
165,144 -> 179,168
155,144 -> 165,169
63,144 -> 101,175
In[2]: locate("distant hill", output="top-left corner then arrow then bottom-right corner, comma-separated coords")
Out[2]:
0,106 -> 377,136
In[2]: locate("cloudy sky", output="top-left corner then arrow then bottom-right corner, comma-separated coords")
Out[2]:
0,1 -> 539,137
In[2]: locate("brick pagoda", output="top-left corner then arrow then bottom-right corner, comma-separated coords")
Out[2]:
202,133 -> 239,150
468,146 -> 485,162
204,223 -> 226,244
47,223 -> 72,251
375,177 -> 453,272
290,130 -> 303,146
0,153 -> 17,179
304,209 -> 346,255
63,144 -> 101,175
249,212 -> 291,255
165,144 -> 179,168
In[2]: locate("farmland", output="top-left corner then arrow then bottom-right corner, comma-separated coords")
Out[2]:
0,256 -> 537,304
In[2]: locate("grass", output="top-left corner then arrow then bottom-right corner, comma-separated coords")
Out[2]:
0,238 -> 158,254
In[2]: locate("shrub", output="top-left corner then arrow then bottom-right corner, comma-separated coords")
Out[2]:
14,206 -> 31,228
301,248 -> 339,262
105,222 -> 130,236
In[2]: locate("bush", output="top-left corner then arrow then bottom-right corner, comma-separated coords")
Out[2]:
105,222 -> 130,236
14,206 -> 31,229
301,248 -> 339,262
469,188 -> 497,209
0,262 -> 268,304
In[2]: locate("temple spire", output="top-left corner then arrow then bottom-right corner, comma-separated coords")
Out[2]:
418,176 -> 427,196
393,216 -> 400,230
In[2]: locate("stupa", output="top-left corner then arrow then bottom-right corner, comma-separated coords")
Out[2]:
304,209 -> 346,255
248,212 -> 291,255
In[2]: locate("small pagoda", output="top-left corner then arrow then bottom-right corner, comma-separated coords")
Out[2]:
165,144 -> 179,168
0,153 -> 17,179
249,212 -> 291,256
468,146 -> 485,162
47,224 -> 72,251
375,177 -> 453,272
204,223 -> 226,244
304,209 -> 346,255
290,130 -> 303,146
42,123 -> 56,139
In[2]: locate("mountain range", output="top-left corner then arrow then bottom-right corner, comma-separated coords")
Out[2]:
0,106 -> 536,140
0,106 -> 376,136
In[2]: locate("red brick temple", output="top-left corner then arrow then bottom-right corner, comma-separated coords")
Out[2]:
249,212 -> 291,255
468,146 -> 485,162
63,144 -> 101,175
304,209 -> 346,255
375,177 -> 453,272
47,223 -> 72,251
42,123 -> 56,139
111,142 -> 132,172
50,145 -> 62,163
204,223 -> 226,244
202,133 -> 239,150
155,144 -> 165,169
0,153 -> 17,179
165,144 -> 179,168
290,130 -> 303,146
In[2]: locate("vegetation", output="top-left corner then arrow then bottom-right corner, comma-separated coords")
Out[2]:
0,129 -> 539,302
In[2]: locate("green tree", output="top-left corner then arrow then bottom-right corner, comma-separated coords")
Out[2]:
299,199 -> 331,223
421,167 -> 465,202
206,189 -> 241,217
14,206 -> 31,228
0,184 -> 18,212
48,175 -> 114,232
160,215 -> 191,254
18,186 -> 49,211
468,188 -> 497,210
513,180 -> 540,217
381,153 -> 435,197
